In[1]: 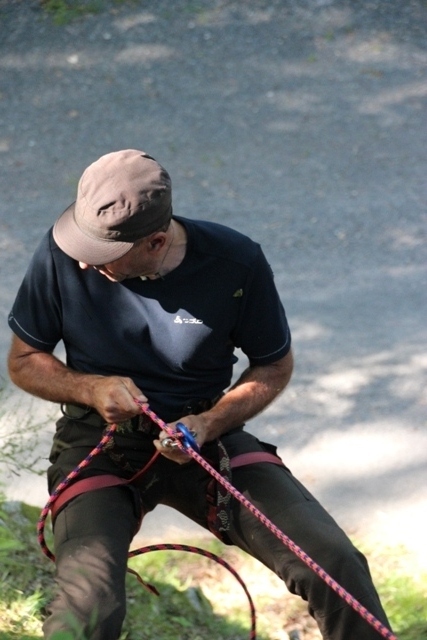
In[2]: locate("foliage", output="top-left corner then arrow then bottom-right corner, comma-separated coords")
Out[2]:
38,0 -> 139,26
39,0 -> 103,25
121,544 -> 267,640
0,499 -> 54,639
372,549 -> 427,640
0,494 -> 426,639
0,380 -> 54,478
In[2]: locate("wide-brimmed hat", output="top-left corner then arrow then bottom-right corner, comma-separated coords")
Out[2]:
53,149 -> 172,264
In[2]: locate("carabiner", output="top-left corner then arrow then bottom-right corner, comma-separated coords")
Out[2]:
175,423 -> 200,453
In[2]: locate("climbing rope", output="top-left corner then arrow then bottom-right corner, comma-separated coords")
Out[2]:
37,403 -> 397,640
129,543 -> 256,639
37,423 -> 117,561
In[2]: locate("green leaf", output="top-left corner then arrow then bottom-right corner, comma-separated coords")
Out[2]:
0,538 -> 25,552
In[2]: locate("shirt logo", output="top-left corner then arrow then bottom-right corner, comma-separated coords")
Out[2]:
174,315 -> 203,324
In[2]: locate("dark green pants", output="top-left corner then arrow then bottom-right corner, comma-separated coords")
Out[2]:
43,418 -> 393,640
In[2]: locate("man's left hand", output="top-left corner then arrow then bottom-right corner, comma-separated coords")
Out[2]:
153,414 -> 208,464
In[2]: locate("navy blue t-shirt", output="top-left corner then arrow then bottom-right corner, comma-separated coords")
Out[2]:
8,216 -> 291,421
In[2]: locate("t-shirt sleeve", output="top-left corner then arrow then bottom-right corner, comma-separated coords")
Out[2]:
231,245 -> 291,366
8,230 -> 63,351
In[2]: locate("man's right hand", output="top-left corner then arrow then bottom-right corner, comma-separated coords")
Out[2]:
89,375 -> 147,423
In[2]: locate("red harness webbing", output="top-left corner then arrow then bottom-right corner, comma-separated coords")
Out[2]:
230,451 -> 283,469
50,474 -> 127,522
49,450 -> 282,522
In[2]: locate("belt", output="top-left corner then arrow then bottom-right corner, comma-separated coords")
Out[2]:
61,403 -> 105,428
61,403 -> 159,436
62,394 -> 224,435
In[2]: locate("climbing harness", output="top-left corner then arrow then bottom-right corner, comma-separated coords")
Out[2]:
37,403 -> 397,640
37,421 -> 258,637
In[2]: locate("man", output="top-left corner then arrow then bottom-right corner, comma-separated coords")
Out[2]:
8,149 -> 393,639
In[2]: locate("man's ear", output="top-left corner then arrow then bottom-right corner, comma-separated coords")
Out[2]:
148,234 -> 166,251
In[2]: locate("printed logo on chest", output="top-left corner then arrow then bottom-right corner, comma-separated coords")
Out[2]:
174,315 -> 203,325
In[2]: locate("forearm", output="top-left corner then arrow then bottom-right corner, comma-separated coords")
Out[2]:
8,348 -> 102,407
7,335 -> 147,422
200,349 -> 294,440
155,350 -> 294,462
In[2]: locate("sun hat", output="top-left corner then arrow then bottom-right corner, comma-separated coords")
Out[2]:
53,149 -> 172,264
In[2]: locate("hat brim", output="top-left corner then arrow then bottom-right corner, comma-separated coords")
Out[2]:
53,203 -> 135,265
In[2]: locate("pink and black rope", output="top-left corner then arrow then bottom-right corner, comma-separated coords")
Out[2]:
128,543 -> 256,639
37,423 -> 118,560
